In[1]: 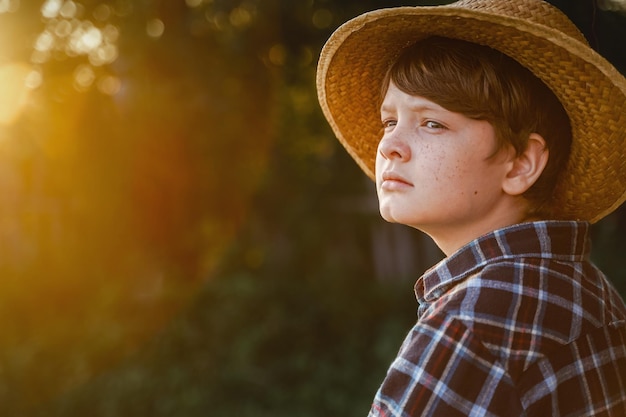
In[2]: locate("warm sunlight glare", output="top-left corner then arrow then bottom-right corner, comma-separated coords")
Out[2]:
0,62 -> 31,125
0,0 -> 19,14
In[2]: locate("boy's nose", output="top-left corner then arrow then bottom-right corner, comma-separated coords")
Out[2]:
378,134 -> 411,162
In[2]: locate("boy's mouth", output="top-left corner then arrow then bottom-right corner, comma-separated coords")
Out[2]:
381,171 -> 413,189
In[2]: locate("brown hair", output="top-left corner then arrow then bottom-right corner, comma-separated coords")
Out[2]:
381,36 -> 572,217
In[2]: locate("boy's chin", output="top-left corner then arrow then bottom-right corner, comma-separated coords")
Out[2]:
378,207 -> 406,225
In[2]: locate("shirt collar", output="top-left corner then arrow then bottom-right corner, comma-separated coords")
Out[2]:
415,221 -> 591,305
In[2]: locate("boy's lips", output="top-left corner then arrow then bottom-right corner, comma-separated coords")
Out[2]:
381,171 -> 414,189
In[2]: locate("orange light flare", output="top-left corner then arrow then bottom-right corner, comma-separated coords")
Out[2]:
0,0 -> 278,413
0,62 -> 36,126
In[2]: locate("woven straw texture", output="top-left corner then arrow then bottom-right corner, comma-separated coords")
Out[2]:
317,0 -> 626,223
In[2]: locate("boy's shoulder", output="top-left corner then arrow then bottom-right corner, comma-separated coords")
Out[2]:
428,256 -> 626,351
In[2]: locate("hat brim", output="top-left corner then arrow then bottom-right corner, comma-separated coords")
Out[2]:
317,4 -> 626,223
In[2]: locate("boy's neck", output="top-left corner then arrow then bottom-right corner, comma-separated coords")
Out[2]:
425,204 -> 536,256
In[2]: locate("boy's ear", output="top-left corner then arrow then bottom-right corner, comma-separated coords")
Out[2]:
502,133 -> 548,196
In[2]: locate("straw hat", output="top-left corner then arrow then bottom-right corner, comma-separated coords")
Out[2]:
316,0 -> 626,223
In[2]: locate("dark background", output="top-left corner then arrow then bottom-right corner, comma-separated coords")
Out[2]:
0,1 -> 623,416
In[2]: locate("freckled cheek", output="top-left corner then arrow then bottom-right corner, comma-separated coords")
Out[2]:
418,146 -> 446,178
437,156 -> 474,196
430,152 -> 463,181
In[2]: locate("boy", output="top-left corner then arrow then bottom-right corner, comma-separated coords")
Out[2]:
316,0 -> 626,416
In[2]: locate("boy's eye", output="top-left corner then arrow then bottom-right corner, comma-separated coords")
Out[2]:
424,120 -> 445,129
382,119 -> 397,129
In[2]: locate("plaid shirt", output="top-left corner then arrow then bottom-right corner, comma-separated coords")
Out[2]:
369,221 -> 626,417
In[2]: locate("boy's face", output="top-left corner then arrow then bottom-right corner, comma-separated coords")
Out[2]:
376,82 -> 521,253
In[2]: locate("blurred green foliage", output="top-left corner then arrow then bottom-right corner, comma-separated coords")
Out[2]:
38,275 -> 415,417
0,1 -> 623,416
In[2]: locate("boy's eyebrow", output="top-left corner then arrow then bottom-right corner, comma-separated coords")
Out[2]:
380,102 -> 445,114
410,104 -> 444,113
380,103 -> 393,114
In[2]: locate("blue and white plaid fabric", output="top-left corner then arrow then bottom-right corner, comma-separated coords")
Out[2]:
369,221 -> 626,417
